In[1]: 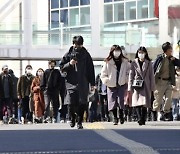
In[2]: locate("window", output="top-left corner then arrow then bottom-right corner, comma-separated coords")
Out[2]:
114,3 -> 124,21
104,0 -> 112,3
80,7 -> 90,25
126,2 -> 136,20
60,0 -> 68,8
149,0 -> 155,18
51,0 -> 59,9
60,10 -> 68,26
70,0 -> 79,7
104,5 -> 113,23
80,0 -> 90,6
51,11 -> 59,28
137,0 -> 148,19
70,8 -> 79,26
114,0 -> 123,1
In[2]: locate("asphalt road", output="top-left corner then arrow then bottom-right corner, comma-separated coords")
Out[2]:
0,122 -> 180,154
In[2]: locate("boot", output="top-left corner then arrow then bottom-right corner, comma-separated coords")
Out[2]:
119,109 -> 124,124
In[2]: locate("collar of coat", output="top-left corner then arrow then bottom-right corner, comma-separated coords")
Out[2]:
132,58 -> 150,79
108,58 -> 128,65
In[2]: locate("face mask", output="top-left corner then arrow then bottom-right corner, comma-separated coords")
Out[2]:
113,51 -> 121,58
138,53 -> 145,60
37,71 -> 43,76
26,69 -> 32,75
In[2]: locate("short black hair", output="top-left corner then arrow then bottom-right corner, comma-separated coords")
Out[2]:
72,36 -> 77,45
25,65 -> 32,69
75,35 -> 84,45
48,59 -> 56,65
162,42 -> 172,53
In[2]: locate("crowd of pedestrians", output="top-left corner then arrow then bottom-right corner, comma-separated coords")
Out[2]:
0,36 -> 180,129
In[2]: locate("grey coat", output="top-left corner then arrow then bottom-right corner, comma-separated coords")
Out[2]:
128,59 -> 155,108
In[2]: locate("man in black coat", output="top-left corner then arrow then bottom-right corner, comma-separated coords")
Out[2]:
60,36 -> 95,129
40,60 -> 62,123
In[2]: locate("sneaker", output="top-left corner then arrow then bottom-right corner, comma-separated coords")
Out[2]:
27,121 -> 32,124
21,117 -> 25,124
113,118 -> 118,125
0,120 -> 3,125
77,123 -> 83,129
60,120 -> 65,123
52,118 -> 56,123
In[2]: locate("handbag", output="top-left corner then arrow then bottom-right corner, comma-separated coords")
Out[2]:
132,62 -> 149,88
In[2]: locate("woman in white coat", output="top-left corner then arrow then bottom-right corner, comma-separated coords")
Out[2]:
100,45 -> 130,125
128,47 -> 155,125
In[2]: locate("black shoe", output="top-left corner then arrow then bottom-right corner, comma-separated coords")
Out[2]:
70,121 -> 75,128
138,120 -> 143,126
77,123 -> 83,129
119,117 -> 124,124
113,118 -> 118,125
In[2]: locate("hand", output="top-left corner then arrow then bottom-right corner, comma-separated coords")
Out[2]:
70,59 -> 77,65
170,56 -> 175,61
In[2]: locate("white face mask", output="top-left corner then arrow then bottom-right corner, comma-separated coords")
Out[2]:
26,69 -> 32,75
138,53 -> 145,60
113,51 -> 121,58
37,71 -> 43,76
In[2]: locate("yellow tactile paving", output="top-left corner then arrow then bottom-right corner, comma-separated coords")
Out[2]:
84,122 -> 105,129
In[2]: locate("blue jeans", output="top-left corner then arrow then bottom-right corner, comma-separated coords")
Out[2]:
172,98 -> 179,119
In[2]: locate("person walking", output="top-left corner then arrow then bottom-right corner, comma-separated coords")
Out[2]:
128,47 -> 155,125
172,67 -> 180,121
0,65 -> 13,124
153,42 -> 180,121
100,45 -> 130,125
31,68 -> 45,123
17,65 -> 34,124
60,36 -> 95,129
95,73 -> 110,122
40,60 -> 62,123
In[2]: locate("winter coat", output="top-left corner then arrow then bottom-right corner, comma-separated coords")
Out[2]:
153,53 -> 180,86
128,59 -> 155,108
17,74 -> 34,99
40,69 -> 62,95
60,46 -> 95,105
95,73 -> 107,94
100,58 -> 130,87
0,73 -> 13,99
172,75 -> 180,99
31,76 -> 45,116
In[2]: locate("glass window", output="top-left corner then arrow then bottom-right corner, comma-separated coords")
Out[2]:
80,0 -> 90,5
114,3 -> 124,21
126,2 -> 136,20
51,11 -> 59,28
104,5 -> 113,23
114,0 -> 124,1
60,0 -> 68,8
69,8 -> 79,26
80,7 -> 90,25
51,0 -> 59,9
104,0 -> 112,3
60,10 -> 68,26
70,0 -> 79,7
149,0 -> 155,18
137,0 -> 148,19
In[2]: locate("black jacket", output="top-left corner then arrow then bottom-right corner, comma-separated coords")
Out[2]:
40,69 -> 62,94
60,46 -> 95,104
95,73 -> 107,94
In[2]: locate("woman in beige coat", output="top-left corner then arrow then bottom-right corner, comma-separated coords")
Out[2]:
101,45 -> 130,125
128,47 -> 155,125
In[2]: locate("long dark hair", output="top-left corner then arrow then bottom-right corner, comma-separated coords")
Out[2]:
105,45 -> 127,62
135,46 -> 151,61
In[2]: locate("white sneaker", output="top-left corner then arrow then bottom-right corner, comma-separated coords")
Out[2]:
60,120 -> 65,123
21,117 -> 25,124
157,112 -> 161,121
0,120 -> 3,125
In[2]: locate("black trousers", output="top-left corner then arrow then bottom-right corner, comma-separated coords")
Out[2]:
99,94 -> 109,119
136,106 -> 147,122
67,91 -> 86,124
21,96 -> 32,121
